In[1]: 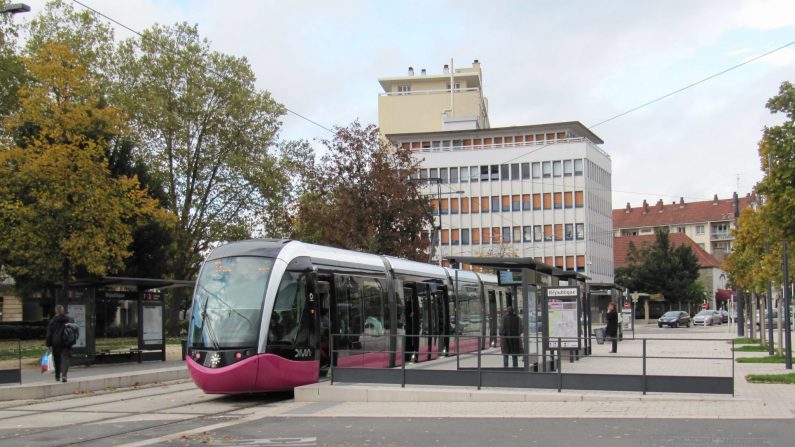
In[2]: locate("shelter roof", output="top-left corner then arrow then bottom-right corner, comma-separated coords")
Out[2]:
66,277 -> 195,290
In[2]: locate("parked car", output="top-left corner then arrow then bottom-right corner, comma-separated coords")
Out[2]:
718,309 -> 729,323
693,309 -> 721,326
657,311 -> 691,328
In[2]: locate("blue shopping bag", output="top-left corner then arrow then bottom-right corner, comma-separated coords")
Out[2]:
41,350 -> 53,374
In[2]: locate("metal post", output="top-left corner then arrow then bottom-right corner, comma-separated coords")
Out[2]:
477,335 -> 482,390
731,339 -> 735,397
401,334 -> 406,388
642,339 -> 647,395
329,333 -> 335,385
736,289 -> 745,337
768,281 -> 774,355
557,338 -> 562,393
18,339 -> 22,385
784,242 -> 792,369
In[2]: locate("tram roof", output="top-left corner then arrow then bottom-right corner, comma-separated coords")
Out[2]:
384,256 -> 448,279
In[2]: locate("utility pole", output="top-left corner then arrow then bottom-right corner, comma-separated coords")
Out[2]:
734,192 -> 744,337
784,242 -> 792,369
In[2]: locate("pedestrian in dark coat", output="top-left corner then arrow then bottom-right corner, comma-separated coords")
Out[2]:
605,302 -> 619,353
500,306 -> 523,367
45,305 -> 74,382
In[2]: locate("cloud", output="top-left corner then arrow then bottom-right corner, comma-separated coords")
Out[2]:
736,0 -> 795,30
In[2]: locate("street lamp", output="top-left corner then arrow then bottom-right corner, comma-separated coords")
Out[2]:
0,3 -> 31,14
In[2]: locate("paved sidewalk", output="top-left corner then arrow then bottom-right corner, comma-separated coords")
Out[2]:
2,324 -> 793,420
293,324 -> 795,419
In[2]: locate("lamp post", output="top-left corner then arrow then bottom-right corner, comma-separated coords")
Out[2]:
0,3 -> 30,14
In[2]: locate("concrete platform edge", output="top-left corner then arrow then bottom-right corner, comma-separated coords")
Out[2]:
0,366 -> 190,401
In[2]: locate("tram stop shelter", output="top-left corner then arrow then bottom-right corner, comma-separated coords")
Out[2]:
446,256 -> 591,372
58,277 -> 195,364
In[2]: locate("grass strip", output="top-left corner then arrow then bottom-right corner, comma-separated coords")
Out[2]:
737,355 -> 785,363
746,373 -> 795,384
733,345 -> 769,352
733,337 -> 758,344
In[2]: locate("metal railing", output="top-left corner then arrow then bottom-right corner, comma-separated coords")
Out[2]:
379,87 -> 481,97
328,333 -> 735,395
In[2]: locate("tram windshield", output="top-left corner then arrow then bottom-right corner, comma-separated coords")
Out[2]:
190,256 -> 274,348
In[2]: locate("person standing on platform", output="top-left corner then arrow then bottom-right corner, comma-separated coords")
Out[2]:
45,305 -> 75,382
500,306 -> 523,368
605,302 -> 619,353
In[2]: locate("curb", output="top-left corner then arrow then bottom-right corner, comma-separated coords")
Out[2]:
0,366 -> 190,401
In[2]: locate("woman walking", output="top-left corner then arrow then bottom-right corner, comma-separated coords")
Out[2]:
605,302 -> 618,353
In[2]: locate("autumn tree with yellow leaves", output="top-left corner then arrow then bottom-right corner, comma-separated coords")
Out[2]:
0,42 -> 171,303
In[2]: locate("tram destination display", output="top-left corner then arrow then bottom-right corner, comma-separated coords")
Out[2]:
497,269 -> 522,286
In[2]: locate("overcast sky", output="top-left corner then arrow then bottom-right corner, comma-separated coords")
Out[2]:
19,0 -> 795,209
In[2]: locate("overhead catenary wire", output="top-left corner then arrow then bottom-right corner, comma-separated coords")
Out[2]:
493,39 -> 795,167
70,0 -> 335,135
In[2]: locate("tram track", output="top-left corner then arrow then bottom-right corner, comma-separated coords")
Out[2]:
0,382 -> 292,446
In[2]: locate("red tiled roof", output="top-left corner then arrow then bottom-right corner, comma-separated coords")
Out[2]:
613,195 -> 755,229
613,233 -> 721,270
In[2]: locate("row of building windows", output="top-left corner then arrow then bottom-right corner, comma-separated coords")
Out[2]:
415,159 -> 585,184
401,132 -> 577,153
431,192 -> 585,214
430,223 -> 586,246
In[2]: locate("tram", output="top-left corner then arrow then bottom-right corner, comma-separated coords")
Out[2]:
185,239 -> 518,394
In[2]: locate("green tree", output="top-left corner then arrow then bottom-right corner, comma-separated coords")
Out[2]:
0,43 -> 170,302
293,121 -> 431,260
0,1 -> 24,118
15,0 -> 176,283
757,81 -> 795,242
615,229 -> 700,306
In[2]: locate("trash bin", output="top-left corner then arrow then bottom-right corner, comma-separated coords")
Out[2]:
594,328 -> 605,344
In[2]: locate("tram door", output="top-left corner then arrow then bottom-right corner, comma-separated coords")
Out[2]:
316,277 -> 332,374
488,290 -> 498,347
404,285 -> 419,362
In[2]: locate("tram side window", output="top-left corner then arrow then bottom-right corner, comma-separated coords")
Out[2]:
268,272 -> 309,346
336,277 -> 363,349
362,278 -> 386,336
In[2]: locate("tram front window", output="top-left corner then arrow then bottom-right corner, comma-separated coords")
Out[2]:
190,257 -> 273,348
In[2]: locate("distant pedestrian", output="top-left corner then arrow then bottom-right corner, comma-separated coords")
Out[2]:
605,302 -> 618,354
500,306 -> 523,367
45,305 -> 75,382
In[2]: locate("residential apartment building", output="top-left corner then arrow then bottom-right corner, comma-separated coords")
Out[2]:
379,62 -> 614,283
378,60 -> 489,135
612,193 -> 755,262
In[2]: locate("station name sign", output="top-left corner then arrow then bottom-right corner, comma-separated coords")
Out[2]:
546,287 -> 578,297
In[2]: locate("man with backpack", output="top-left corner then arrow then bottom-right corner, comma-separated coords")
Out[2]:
46,305 -> 78,382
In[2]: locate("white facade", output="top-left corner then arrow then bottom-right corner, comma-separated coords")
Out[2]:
387,123 -> 614,283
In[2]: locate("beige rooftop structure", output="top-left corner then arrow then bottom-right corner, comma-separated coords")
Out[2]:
378,60 -> 490,135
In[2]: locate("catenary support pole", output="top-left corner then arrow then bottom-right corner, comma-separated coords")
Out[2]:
783,242 -> 792,369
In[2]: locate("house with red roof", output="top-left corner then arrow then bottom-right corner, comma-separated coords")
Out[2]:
612,193 -> 754,263
613,232 -> 730,321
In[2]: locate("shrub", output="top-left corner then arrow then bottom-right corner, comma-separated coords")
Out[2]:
0,324 -> 47,340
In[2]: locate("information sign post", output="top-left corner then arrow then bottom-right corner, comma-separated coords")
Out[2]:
542,286 -> 580,369
138,291 -> 165,361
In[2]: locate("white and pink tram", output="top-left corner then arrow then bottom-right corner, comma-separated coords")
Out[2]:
186,239 -> 519,394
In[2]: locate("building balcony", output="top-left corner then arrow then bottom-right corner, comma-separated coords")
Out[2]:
711,232 -> 733,240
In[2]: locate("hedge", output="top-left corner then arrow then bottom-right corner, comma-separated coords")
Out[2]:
0,324 -> 48,340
